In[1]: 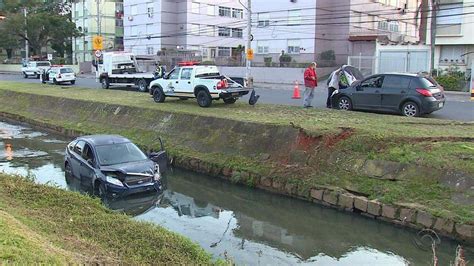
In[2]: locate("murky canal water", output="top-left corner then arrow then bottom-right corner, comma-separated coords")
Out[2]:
0,120 -> 472,265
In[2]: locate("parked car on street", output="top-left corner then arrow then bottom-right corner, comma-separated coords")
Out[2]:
21,61 -> 51,79
64,135 -> 168,198
40,66 -> 76,85
149,62 -> 257,107
331,73 -> 446,117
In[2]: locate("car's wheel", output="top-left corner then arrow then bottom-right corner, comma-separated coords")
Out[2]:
223,97 -> 237,104
196,90 -> 212,108
53,78 -> 59,85
65,163 -> 73,184
153,87 -> 166,103
23,72 -> 28,78
337,96 -> 352,111
70,80 -> 76,85
401,101 -> 420,117
137,78 -> 148,92
101,78 -> 110,89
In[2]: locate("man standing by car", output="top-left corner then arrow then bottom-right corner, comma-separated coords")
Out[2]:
303,62 -> 318,108
326,68 -> 341,108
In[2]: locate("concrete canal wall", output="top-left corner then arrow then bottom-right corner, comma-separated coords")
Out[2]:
0,89 -> 472,243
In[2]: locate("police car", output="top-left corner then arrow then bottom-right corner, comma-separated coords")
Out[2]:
40,66 -> 76,85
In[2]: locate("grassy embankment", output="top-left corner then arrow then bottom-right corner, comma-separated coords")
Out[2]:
0,173 -> 213,264
0,81 -> 473,224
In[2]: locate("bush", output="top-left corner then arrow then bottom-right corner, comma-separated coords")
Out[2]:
264,57 -> 272,67
433,66 -> 467,91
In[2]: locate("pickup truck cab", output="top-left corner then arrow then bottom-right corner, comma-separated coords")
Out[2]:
149,64 -> 253,107
21,61 -> 51,79
40,66 -> 76,85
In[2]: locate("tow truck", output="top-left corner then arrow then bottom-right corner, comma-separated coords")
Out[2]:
21,61 -> 51,79
149,61 -> 259,107
95,52 -> 156,92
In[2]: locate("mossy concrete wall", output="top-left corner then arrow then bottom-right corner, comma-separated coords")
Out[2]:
0,89 -> 472,243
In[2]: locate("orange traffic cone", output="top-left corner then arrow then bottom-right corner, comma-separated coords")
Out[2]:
292,81 -> 301,99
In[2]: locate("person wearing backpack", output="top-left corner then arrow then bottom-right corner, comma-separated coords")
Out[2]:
303,62 -> 318,108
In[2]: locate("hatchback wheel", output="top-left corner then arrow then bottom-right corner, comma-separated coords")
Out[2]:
401,101 -> 420,117
337,96 -> 352,111
65,163 -> 73,183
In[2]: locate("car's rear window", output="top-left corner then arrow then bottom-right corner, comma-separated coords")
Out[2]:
60,68 -> 74,74
37,62 -> 50,67
420,77 -> 438,87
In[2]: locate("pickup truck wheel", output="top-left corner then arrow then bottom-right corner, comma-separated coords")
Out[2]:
137,79 -> 148,92
223,97 -> 237,104
196,90 -> 212,107
101,78 -> 110,89
23,72 -> 28,78
153,87 -> 166,103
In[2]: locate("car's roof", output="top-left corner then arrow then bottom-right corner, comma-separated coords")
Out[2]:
379,72 -> 420,77
77,135 -> 131,146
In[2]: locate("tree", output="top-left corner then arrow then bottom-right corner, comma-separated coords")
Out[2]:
0,21 -> 19,59
1,0 -> 80,58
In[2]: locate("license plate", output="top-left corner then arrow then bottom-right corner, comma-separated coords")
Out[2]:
439,102 -> 444,108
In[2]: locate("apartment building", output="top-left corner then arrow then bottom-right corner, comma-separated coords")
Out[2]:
72,0 -> 124,64
123,0 -> 245,62
427,0 -> 474,72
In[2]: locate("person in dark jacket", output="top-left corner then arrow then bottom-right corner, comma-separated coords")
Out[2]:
303,62 -> 317,108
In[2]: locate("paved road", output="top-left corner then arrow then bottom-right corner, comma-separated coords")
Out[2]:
1,73 -> 473,121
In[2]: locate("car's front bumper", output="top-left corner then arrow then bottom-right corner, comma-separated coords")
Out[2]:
105,181 -> 162,198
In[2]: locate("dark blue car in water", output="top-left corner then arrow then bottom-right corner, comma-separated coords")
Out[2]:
64,135 -> 168,198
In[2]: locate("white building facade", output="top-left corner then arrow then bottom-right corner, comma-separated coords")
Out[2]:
123,0 -> 245,63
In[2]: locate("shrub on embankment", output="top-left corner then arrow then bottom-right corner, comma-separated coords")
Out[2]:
0,81 -> 472,239
0,173 -> 213,264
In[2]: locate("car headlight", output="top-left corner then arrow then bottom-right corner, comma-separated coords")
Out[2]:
106,176 -> 124,187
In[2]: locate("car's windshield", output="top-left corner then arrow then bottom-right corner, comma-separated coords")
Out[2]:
95,142 -> 148,166
37,62 -> 50,66
60,68 -> 74,73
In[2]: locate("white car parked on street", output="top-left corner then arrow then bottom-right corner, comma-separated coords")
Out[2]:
40,66 -> 76,85
21,61 -> 51,79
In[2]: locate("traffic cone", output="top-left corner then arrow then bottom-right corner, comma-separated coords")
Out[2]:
292,81 -> 301,99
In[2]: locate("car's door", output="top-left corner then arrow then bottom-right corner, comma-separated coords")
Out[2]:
352,75 -> 384,109
175,68 -> 194,95
79,143 -> 97,187
70,140 -> 86,179
381,75 -> 412,111
163,67 -> 181,93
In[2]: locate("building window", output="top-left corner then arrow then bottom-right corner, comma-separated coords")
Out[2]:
389,21 -> 399,32
257,13 -> 270,27
288,10 -> 301,25
437,3 -> 463,35
219,6 -> 231,17
207,5 -> 215,16
147,2 -> 154,18
147,46 -> 154,55
440,45 -> 466,64
200,25 -> 215,36
218,27 -> 231,37
287,39 -> 300,54
217,47 -> 231,57
192,2 -> 200,14
232,28 -> 243,38
257,41 -> 269,54
191,24 -> 200,35
131,5 -> 138,16
378,21 -> 388,31
232,8 -> 243,19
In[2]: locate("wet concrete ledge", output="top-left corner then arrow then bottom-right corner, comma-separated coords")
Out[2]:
0,91 -> 472,244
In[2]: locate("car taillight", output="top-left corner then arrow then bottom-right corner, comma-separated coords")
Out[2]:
416,88 -> 432,97
57,74 -> 62,78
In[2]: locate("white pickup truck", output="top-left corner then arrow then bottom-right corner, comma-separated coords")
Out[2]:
149,63 -> 257,107
96,52 -> 156,92
21,61 -> 51,79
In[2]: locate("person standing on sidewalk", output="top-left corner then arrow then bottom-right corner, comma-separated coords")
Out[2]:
303,62 -> 318,108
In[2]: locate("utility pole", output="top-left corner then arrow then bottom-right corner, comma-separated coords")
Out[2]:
24,7 -> 28,60
246,0 -> 252,87
430,0 -> 438,73
96,0 -> 101,37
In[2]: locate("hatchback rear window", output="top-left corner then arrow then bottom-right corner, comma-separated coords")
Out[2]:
420,77 -> 438,88
60,68 -> 74,74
